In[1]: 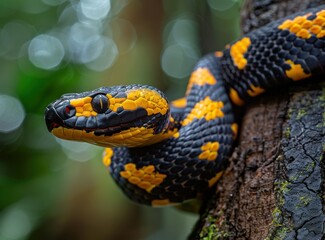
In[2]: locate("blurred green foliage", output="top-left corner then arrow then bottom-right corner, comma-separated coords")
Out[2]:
0,0 -> 242,239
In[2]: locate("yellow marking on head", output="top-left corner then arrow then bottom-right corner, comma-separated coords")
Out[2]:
102,148 -> 113,167
70,97 -> 91,107
208,172 -> 223,187
289,23 -> 302,33
231,123 -> 239,140
278,20 -> 294,29
172,97 -> 187,108
318,10 -> 325,17
182,97 -> 224,126
186,68 -> 217,95
198,141 -> 220,161
52,126 -> 175,148
313,16 -> 325,25
215,51 -> 224,57
120,163 -> 166,193
229,88 -> 244,106
317,30 -> 325,38
301,20 -> 313,29
230,37 -> 251,70
173,131 -> 180,138
310,25 -> 321,34
151,199 -> 172,207
107,89 -> 168,116
70,96 -> 98,117
297,29 -> 311,39
285,60 -> 311,81
278,11 -> 325,39
247,85 -> 265,97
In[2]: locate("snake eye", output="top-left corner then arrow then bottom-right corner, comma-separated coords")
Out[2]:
65,105 -> 76,118
92,94 -> 109,113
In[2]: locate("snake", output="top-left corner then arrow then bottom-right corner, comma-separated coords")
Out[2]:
45,6 -> 325,206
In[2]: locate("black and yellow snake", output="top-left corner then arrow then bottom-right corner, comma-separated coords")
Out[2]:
45,6 -> 325,206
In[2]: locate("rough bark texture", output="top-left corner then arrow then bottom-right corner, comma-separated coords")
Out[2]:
190,0 -> 325,239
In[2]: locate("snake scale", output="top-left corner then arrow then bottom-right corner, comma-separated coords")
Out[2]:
45,6 -> 325,206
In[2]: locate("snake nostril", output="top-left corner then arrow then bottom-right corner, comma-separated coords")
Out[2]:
45,106 -> 63,132
64,105 -> 76,118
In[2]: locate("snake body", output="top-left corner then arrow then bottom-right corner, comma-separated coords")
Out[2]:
45,6 -> 325,206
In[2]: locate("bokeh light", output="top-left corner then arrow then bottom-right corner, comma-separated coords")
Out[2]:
86,37 -> 118,71
0,22 -> 34,60
57,139 -> 101,162
161,17 -> 200,79
0,204 -> 33,240
80,0 -> 111,20
28,34 -> 65,70
23,0 -> 123,72
67,22 -> 104,64
164,18 -> 198,46
161,44 -> 199,78
0,95 -> 25,133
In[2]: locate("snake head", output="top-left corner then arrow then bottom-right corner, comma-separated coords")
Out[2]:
45,85 -> 170,147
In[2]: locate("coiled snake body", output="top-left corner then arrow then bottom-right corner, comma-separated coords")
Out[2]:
45,6 -> 325,206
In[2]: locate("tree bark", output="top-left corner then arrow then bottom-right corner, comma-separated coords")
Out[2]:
190,0 -> 325,239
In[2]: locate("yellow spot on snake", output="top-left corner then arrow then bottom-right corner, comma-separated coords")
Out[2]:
215,51 -> 224,57
186,68 -> 217,94
102,148 -> 113,167
208,172 -> 223,187
285,60 -> 311,81
318,10 -> 325,17
173,131 -> 180,138
120,163 -> 166,193
172,97 -> 187,108
122,99 -> 137,110
70,96 -> 98,117
182,97 -> 224,126
107,88 -> 168,116
278,11 -> 325,39
231,123 -> 238,140
310,25 -> 321,35
152,199 -> 172,207
198,141 -> 220,161
247,84 -> 265,97
230,37 -> 251,70
317,30 -> 325,38
289,23 -> 302,33
297,29 -> 311,39
229,88 -> 244,106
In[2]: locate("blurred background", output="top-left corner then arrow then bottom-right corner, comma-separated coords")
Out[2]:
0,0 -> 242,239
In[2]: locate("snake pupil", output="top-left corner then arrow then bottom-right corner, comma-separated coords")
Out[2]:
92,94 -> 109,113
